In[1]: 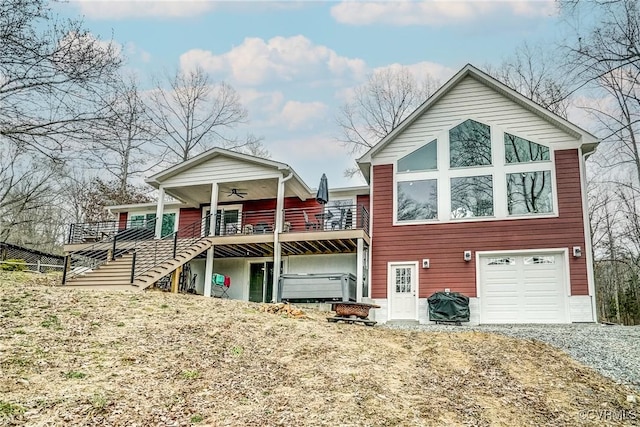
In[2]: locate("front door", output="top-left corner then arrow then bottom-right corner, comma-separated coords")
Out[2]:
249,261 -> 277,303
389,263 -> 418,320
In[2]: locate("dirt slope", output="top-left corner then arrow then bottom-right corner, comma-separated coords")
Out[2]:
0,272 -> 638,426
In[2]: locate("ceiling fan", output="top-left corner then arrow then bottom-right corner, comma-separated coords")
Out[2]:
227,188 -> 248,198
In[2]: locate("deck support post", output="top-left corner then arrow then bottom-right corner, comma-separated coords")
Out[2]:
171,265 -> 182,293
204,182 -> 219,298
204,247 -> 214,297
272,175 -> 286,302
356,238 -> 364,302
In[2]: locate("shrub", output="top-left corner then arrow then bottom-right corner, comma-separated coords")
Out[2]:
0,259 -> 27,271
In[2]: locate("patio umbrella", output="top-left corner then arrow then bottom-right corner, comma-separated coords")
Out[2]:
316,173 -> 329,205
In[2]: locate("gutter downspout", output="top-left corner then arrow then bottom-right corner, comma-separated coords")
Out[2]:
273,170 -> 294,302
580,146 -> 598,323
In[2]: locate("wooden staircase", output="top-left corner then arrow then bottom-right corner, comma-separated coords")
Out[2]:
64,237 -> 215,291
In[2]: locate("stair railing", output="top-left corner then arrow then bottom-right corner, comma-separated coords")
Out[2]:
130,212 -> 215,283
62,218 -> 159,284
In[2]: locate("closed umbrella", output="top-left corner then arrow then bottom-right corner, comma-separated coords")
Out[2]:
316,173 -> 329,204
315,173 -> 330,230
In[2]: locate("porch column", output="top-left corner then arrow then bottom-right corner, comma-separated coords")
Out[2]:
154,185 -> 165,239
272,176 -> 286,302
356,238 -> 364,302
208,182 -> 219,236
204,247 -> 214,297
204,182 -> 219,297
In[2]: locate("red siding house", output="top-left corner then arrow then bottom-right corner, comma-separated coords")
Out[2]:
62,64 -> 598,325
357,64 -> 598,324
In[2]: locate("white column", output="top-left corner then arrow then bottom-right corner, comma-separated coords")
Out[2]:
356,238 -> 364,302
208,182 -> 219,236
204,182 -> 219,297
204,248 -> 214,297
272,177 -> 286,301
154,186 -> 165,239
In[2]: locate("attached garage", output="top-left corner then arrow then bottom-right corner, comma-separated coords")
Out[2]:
478,251 -> 570,324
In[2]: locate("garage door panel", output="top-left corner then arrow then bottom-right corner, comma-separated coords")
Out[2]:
480,253 -> 567,324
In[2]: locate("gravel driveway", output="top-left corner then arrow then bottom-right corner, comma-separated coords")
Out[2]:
383,322 -> 640,392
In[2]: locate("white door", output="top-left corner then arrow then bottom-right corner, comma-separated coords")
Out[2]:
479,253 -> 568,324
389,263 -> 418,320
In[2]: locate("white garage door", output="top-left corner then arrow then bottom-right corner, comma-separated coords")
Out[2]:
479,253 -> 568,324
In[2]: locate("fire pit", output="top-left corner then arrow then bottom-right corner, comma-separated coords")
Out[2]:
327,302 -> 380,326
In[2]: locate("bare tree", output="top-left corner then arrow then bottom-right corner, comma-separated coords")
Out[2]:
0,0 -> 122,250
148,67 -> 248,162
224,134 -> 271,159
560,0 -> 640,324
89,76 -> 161,194
484,43 -> 571,118
336,67 -> 439,158
0,0 -> 122,157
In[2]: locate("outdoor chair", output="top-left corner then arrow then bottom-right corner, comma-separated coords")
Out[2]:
303,210 -> 320,230
212,273 -> 230,298
243,224 -> 254,234
344,208 -> 353,229
331,209 -> 345,230
254,223 -> 272,233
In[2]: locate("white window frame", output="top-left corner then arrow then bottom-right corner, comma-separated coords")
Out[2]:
127,209 -> 179,233
203,204 -> 243,235
393,118 -> 558,225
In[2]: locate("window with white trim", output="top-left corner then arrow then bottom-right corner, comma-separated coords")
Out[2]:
397,180 -> 438,221
398,140 -> 437,172
450,119 -> 492,168
451,175 -> 494,218
507,171 -> 553,215
487,257 -> 515,266
524,255 -> 555,265
394,119 -> 556,224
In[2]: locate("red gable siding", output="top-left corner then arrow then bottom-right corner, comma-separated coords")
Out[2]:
177,208 -> 202,237
118,212 -> 128,230
370,149 -> 588,299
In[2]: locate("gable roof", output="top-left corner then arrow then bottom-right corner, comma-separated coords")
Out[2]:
356,64 -> 600,181
145,147 -> 314,204
146,147 -> 304,186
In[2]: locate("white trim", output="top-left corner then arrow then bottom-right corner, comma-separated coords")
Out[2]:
579,148 -> 598,322
367,164 -> 374,300
154,186 -> 165,239
475,248 -> 571,324
392,120 -> 558,225
387,261 -> 420,321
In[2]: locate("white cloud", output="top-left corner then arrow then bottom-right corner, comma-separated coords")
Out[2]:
179,36 -> 367,86
375,61 -> 456,84
335,60 -> 456,103
237,89 -> 328,131
330,0 -> 557,26
71,0 -> 217,19
279,101 -> 329,131
125,43 -> 152,63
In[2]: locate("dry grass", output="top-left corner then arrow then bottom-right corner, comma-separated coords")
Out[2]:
0,271 -> 638,426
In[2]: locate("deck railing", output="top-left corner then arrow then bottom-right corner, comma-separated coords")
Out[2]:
62,218 -> 159,284
67,217 -> 162,244
131,213 -> 215,281
283,204 -> 369,234
213,209 -> 277,235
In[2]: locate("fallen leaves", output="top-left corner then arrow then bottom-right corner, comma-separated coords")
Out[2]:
0,271 -> 638,426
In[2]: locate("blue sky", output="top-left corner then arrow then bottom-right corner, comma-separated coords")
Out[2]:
57,1 -> 563,189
